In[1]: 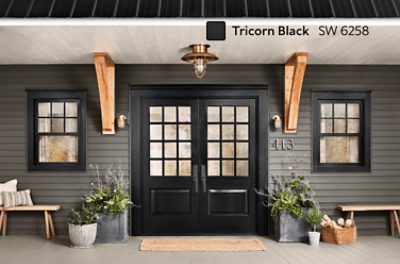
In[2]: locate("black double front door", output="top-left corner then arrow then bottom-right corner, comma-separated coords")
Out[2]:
132,87 -> 268,235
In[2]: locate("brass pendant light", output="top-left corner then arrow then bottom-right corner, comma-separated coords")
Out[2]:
181,44 -> 218,78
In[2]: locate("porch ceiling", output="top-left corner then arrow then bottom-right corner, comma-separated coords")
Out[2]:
1,18 -> 400,65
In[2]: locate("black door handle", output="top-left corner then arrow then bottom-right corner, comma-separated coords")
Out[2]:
201,165 -> 207,193
193,165 -> 199,193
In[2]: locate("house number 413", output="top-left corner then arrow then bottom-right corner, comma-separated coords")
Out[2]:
271,139 -> 295,151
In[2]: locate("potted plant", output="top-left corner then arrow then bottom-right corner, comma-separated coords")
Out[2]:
307,207 -> 323,246
68,206 -> 98,249
256,174 -> 316,242
85,163 -> 135,243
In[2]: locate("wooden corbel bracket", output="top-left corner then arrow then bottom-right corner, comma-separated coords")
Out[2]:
284,52 -> 308,133
93,52 -> 115,135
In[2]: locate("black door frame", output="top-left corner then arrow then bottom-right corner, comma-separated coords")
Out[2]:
130,84 -> 268,236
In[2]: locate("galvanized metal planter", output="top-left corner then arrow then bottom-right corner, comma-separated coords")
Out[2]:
274,209 -> 310,243
96,210 -> 128,243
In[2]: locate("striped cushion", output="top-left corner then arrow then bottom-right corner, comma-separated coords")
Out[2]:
0,179 -> 18,206
2,189 -> 33,208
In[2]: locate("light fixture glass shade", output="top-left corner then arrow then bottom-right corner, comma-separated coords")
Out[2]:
194,57 -> 207,78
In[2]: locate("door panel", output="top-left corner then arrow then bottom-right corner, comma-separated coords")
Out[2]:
199,99 -> 256,234
142,99 -> 199,234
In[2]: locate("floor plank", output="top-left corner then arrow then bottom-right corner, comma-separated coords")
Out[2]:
0,236 -> 399,264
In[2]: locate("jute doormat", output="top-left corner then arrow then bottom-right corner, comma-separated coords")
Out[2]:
140,237 -> 265,252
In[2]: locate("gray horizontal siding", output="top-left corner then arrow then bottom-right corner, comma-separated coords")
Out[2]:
0,64 -> 399,236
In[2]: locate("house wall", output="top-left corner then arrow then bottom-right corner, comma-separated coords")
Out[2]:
0,64 -> 399,236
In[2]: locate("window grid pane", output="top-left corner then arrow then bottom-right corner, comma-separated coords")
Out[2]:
319,101 -> 362,165
35,100 -> 81,164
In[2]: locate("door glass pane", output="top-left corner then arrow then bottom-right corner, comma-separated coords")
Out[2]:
51,118 -> 64,132
320,136 -> 359,163
334,103 -> 346,118
208,125 -> 220,140
38,103 -> 51,117
347,103 -> 360,118
178,124 -> 191,140
321,119 -> 333,133
208,160 -> 220,176
38,118 -> 50,133
236,107 -> 249,122
236,161 -> 249,176
164,142 -> 177,158
236,143 -> 248,158
222,142 -> 234,158
164,160 -> 177,176
179,160 -> 191,177
178,107 -> 191,122
150,124 -> 162,140
65,102 -> 78,117
65,118 -> 78,133
222,125 -> 234,140
38,136 -> 78,162
208,143 -> 220,158
179,143 -> 191,158
334,119 -> 346,133
150,143 -> 162,158
208,107 -> 220,122
347,119 -> 360,133
164,125 -> 177,140
164,107 -> 176,122
150,107 -> 162,122
320,103 -> 333,118
236,125 -> 249,140
51,102 -> 64,117
150,160 -> 162,176
222,107 -> 234,122
222,160 -> 234,176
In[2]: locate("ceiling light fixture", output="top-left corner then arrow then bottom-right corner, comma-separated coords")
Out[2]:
181,44 -> 218,79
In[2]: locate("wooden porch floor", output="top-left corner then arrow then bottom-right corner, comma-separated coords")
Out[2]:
0,236 -> 399,264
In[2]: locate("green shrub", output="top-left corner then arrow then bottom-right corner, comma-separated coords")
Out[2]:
307,207 -> 323,232
69,206 -> 98,225
85,163 -> 134,217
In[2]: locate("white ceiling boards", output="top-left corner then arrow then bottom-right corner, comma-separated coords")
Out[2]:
0,18 -> 400,65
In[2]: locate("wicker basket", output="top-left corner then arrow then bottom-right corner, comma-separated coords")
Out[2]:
322,226 -> 357,245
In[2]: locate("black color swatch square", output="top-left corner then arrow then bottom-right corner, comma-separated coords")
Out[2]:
207,21 -> 226,41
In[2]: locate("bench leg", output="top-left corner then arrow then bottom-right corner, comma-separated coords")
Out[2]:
0,211 -> 3,233
390,211 -> 395,237
44,211 -> 50,240
2,212 -> 7,237
48,213 -> 56,238
393,210 -> 400,238
348,211 -> 354,222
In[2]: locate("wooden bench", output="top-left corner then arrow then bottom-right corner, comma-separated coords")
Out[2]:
339,204 -> 400,237
0,205 -> 61,240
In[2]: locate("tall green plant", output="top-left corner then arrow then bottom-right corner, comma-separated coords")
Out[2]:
255,174 -> 316,220
85,163 -> 134,217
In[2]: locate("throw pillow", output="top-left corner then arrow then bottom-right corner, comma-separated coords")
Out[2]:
3,189 -> 33,208
0,179 -> 18,206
